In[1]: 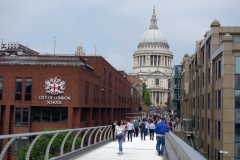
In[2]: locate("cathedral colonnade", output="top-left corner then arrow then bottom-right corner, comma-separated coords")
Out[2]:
150,91 -> 167,105
135,55 -> 172,67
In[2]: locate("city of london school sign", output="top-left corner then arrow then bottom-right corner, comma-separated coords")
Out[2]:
39,76 -> 70,104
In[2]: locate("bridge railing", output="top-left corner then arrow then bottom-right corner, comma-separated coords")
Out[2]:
166,131 -> 207,160
0,125 -> 112,160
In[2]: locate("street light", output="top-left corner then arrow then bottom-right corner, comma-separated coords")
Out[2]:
219,150 -> 228,154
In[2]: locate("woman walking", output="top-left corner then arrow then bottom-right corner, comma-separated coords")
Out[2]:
115,120 -> 125,155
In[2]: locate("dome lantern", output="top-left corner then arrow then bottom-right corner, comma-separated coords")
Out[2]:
138,7 -> 169,48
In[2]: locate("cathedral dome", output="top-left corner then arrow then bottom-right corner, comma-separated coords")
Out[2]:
139,29 -> 168,44
137,7 -> 169,48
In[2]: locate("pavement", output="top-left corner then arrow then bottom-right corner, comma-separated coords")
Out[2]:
74,134 -> 168,160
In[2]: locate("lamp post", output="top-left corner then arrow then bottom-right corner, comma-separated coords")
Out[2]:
219,150 -> 228,154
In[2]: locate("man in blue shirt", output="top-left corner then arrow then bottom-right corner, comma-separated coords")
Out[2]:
154,117 -> 169,156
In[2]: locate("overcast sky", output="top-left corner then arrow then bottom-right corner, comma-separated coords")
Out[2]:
1,0 -> 240,73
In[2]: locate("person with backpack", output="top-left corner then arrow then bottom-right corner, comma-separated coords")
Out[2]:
139,119 -> 146,140
133,118 -> 139,137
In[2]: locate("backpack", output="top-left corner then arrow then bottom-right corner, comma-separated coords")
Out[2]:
140,122 -> 145,129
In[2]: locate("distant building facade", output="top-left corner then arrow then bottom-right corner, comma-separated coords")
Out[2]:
130,7 -> 173,106
170,65 -> 181,117
180,20 -> 240,159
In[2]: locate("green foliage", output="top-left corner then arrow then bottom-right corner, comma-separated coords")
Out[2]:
17,128 -> 81,160
143,90 -> 151,106
142,82 -> 147,99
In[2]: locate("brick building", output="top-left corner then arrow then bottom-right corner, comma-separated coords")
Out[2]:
0,51 -> 136,159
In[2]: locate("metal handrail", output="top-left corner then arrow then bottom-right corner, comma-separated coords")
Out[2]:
0,125 -> 111,160
0,125 -> 110,139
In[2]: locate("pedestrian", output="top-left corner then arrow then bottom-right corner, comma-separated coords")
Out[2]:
175,118 -> 179,129
127,119 -> 135,142
134,118 -> 139,137
169,121 -> 172,131
144,119 -> 148,136
155,117 -> 169,156
149,120 -> 155,140
173,121 -> 176,131
115,120 -> 125,155
139,119 -> 146,140
123,120 -> 128,142
112,120 -> 117,142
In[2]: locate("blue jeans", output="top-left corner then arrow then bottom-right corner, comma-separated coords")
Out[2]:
117,137 -> 124,151
140,129 -> 145,140
156,136 -> 165,155
145,128 -> 148,135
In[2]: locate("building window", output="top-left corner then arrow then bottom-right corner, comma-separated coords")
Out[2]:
202,117 -> 204,131
202,95 -> 204,108
193,80 -> 195,91
208,118 -> 210,134
202,73 -> 204,86
235,57 -> 240,74
202,51 -> 205,64
0,78 -> 2,100
102,88 -> 106,104
236,90 -> 240,109
208,68 -> 210,84
193,98 -> 195,108
13,137 -> 28,156
208,42 -> 211,58
208,93 -> 210,109
235,75 -> 240,89
85,81 -> 89,103
25,78 -> 32,101
198,97 -> 199,108
217,90 -> 221,109
32,107 -> 68,123
15,78 -> 22,100
218,121 -> 221,139
14,108 -> 29,127
155,79 -> 159,85
197,117 -> 200,131
215,120 -> 217,138
193,116 -> 195,128
93,84 -> 99,104
109,72 -> 112,87
103,68 -> 106,84
216,60 -> 221,79
215,120 -> 221,139
92,108 -> 97,120
81,108 -> 86,122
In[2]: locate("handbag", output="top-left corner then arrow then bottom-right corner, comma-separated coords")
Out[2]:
116,133 -> 124,139
116,126 -> 125,139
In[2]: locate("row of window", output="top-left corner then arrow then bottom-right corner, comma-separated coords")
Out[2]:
0,78 -> 32,101
192,91 -> 221,109
14,107 -> 68,127
192,116 -> 221,139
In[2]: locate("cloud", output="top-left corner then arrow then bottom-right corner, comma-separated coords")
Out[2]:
0,0 -> 240,73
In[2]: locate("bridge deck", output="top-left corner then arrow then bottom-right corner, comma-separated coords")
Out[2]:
74,135 -> 169,160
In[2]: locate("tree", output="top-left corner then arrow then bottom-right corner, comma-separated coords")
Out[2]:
142,82 -> 147,99
143,90 -> 151,106
17,128 -> 81,160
